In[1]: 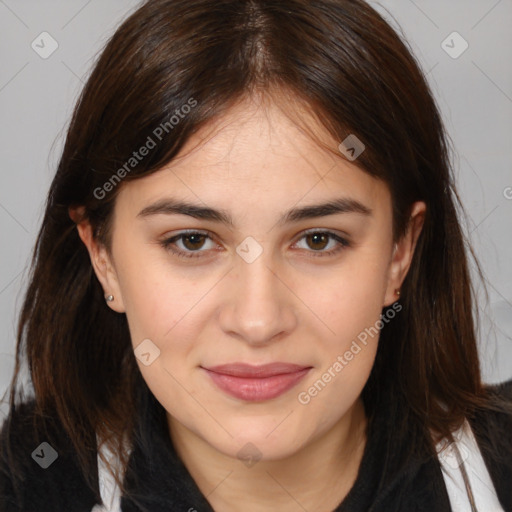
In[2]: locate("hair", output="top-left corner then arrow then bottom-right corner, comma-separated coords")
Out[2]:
2,0 -> 509,504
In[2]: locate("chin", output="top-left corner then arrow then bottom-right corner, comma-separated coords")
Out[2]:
203,416 -> 311,462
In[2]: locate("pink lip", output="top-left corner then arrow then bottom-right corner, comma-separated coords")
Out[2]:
202,363 -> 311,402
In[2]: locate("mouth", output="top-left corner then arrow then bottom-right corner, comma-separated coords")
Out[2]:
201,363 -> 312,402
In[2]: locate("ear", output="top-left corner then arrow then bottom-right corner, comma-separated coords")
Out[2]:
383,201 -> 426,306
69,207 -> 126,313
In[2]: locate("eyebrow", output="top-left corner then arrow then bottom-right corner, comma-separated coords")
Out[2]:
137,197 -> 372,225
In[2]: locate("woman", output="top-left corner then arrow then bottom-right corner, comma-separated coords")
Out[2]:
1,0 -> 511,511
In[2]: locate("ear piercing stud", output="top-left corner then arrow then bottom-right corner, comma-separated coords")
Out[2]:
395,289 -> 401,297
105,295 -> 114,303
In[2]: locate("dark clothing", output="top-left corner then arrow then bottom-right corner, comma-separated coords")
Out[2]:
1,379 -> 511,511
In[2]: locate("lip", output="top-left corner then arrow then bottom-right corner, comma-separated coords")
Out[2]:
202,363 -> 312,402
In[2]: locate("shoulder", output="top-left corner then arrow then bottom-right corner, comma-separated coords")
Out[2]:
472,377 -> 512,445
475,378 -> 512,434
491,377 -> 512,399
469,378 -> 512,511
484,377 -> 512,397
0,399 -> 100,512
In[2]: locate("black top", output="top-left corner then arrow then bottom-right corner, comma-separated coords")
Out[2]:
1,378 -> 511,511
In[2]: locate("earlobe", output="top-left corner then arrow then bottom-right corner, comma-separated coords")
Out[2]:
71,210 -> 126,313
383,201 -> 426,306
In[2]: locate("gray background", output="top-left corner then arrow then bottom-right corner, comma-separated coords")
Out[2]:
1,1 -> 511,415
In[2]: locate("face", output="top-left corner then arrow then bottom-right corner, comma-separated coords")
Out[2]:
81,96 -> 423,462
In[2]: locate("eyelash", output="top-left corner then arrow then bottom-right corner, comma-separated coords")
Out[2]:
159,229 -> 351,260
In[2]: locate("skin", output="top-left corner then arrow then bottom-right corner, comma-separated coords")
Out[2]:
75,94 -> 425,511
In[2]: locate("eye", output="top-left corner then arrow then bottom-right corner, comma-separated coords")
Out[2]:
160,229 -> 351,260
160,230 -> 218,259
292,230 -> 350,257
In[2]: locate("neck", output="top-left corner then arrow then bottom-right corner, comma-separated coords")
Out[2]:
167,398 -> 368,512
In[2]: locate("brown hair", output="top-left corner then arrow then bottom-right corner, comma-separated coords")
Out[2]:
2,0 -> 507,503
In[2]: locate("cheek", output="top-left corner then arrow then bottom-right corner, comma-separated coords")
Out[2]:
115,254 -> 212,419
295,291 -> 383,421
307,252 -> 390,342
294,252 -> 389,404
113,238 -> 210,344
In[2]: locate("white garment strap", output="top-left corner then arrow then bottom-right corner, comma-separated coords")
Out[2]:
436,419 -> 505,512
91,435 -> 126,512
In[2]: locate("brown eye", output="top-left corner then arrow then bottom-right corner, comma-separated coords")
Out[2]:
160,231 -> 217,259
293,230 -> 351,257
305,233 -> 330,251
181,233 -> 207,250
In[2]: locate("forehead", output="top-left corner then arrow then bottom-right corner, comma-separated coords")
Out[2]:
168,97 -> 347,180
117,96 -> 391,217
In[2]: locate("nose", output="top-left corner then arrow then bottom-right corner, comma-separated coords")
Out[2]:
218,254 -> 298,346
